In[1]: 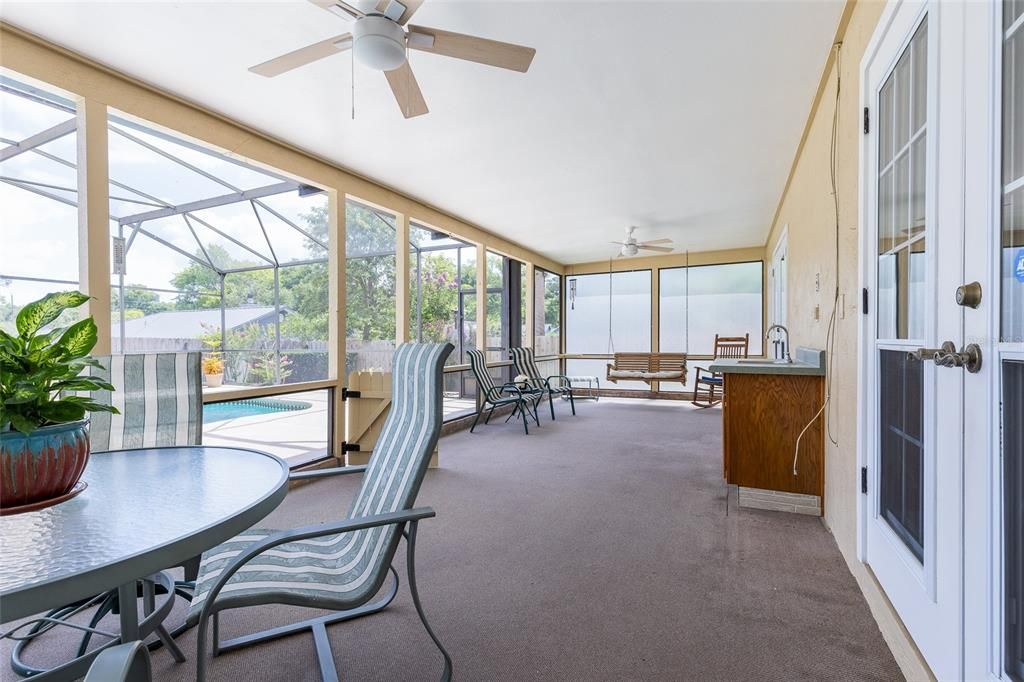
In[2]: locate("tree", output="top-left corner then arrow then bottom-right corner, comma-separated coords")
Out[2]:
343,203 -> 396,342
112,285 -> 170,317
415,253 -> 459,343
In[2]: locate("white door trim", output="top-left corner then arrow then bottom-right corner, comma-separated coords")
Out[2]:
858,1 -> 965,679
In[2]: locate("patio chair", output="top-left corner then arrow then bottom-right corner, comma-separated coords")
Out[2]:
466,348 -> 541,435
84,642 -> 151,682
86,352 -> 204,451
509,346 -> 576,420
9,352 -> 201,678
190,342 -> 455,682
692,334 -> 749,408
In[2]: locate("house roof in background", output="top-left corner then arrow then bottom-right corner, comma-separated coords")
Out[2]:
120,306 -> 280,339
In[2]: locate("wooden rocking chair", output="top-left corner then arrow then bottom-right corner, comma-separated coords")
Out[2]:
692,334 -> 749,407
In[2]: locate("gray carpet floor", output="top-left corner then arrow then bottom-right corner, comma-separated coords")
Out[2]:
3,399 -> 903,682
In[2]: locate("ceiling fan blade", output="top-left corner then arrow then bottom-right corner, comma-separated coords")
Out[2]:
309,0 -> 364,20
384,61 -> 429,118
639,238 -> 673,245
638,245 -> 674,253
249,34 -> 353,77
376,0 -> 424,25
407,25 -> 536,72
609,241 -> 627,246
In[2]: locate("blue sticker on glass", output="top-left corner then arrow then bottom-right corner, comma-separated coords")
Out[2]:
1016,249 -> 1024,284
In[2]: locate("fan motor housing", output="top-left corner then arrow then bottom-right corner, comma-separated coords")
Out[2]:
353,15 -> 407,71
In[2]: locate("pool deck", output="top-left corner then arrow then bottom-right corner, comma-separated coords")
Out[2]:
200,390 -> 478,466
202,389 -> 329,466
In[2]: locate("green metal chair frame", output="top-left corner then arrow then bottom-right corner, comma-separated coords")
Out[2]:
509,346 -> 576,421
190,343 -> 455,682
466,349 -> 541,435
9,352 -> 201,678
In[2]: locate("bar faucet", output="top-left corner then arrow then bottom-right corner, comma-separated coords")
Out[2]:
766,324 -> 792,363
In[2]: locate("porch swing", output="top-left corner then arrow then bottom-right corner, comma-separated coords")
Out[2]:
604,255 -> 688,386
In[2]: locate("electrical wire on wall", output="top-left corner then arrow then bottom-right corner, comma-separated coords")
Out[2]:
606,256 -> 615,355
685,249 -> 690,357
794,41 -> 843,476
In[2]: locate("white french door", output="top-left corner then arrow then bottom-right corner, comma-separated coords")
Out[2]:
861,1 -> 1014,680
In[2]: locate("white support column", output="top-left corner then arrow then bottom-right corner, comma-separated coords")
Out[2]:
524,262 -> 535,349
476,244 -> 487,353
395,212 -> 410,344
76,98 -> 111,354
650,266 -> 660,392
328,191 -> 345,461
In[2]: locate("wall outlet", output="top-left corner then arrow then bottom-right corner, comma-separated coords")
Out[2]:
814,304 -> 820,321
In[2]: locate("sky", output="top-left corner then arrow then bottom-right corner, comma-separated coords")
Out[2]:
0,69 -> 327,311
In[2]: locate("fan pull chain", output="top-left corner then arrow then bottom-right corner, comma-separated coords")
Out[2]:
607,256 -> 615,355
351,49 -> 356,120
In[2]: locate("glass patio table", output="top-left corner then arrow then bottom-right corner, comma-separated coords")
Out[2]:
0,446 -> 289,681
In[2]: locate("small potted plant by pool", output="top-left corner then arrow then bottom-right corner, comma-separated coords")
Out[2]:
0,291 -> 118,513
203,354 -> 225,388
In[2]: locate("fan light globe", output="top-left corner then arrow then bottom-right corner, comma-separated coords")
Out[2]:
353,16 -> 407,71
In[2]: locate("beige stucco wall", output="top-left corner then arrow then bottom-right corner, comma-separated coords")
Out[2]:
763,1 -> 931,679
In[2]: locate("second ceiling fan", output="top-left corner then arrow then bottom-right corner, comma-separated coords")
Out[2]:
611,226 -> 674,258
249,0 -> 536,118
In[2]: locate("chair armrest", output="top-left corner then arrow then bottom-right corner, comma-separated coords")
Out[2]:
497,383 -> 524,397
195,507 -> 436,622
694,367 -> 721,382
289,465 -> 367,482
544,374 -> 573,389
85,642 -> 150,682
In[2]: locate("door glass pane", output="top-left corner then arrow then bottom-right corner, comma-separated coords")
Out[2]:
1003,9 -> 1024,343
1005,361 -> 1024,678
874,16 -> 927,564
878,18 -> 928,340
879,349 -> 925,561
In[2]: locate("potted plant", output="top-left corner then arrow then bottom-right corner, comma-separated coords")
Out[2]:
202,354 -> 225,388
0,291 -> 118,512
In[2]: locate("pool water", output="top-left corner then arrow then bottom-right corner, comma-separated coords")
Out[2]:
204,398 -> 312,423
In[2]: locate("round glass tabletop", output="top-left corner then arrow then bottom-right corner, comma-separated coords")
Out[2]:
0,446 -> 289,622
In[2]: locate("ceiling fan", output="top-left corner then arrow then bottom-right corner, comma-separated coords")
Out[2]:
249,0 -> 536,118
610,227 -> 674,258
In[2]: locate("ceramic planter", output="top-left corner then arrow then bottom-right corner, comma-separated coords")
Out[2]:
205,372 -> 224,388
1,419 -> 90,511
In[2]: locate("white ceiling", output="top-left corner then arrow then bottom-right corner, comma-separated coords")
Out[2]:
0,0 -> 844,265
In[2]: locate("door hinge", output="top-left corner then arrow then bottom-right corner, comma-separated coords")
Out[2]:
341,387 -> 361,401
861,288 -> 869,315
341,441 -> 361,453
863,107 -> 870,134
861,466 -> 868,494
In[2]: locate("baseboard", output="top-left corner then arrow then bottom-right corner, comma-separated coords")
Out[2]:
830,525 -> 935,681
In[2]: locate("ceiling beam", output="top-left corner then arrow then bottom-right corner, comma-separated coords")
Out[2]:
117,181 -> 297,224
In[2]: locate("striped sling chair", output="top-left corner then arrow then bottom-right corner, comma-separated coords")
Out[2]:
466,348 -> 541,435
8,353 -> 201,678
509,346 -> 576,421
190,342 -> 455,682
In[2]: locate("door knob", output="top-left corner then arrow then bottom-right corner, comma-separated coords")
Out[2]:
909,341 -> 982,373
955,281 -> 982,308
934,343 -> 983,373
909,342 -> 956,362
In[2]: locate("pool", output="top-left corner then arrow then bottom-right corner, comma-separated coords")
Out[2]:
204,398 -> 312,423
